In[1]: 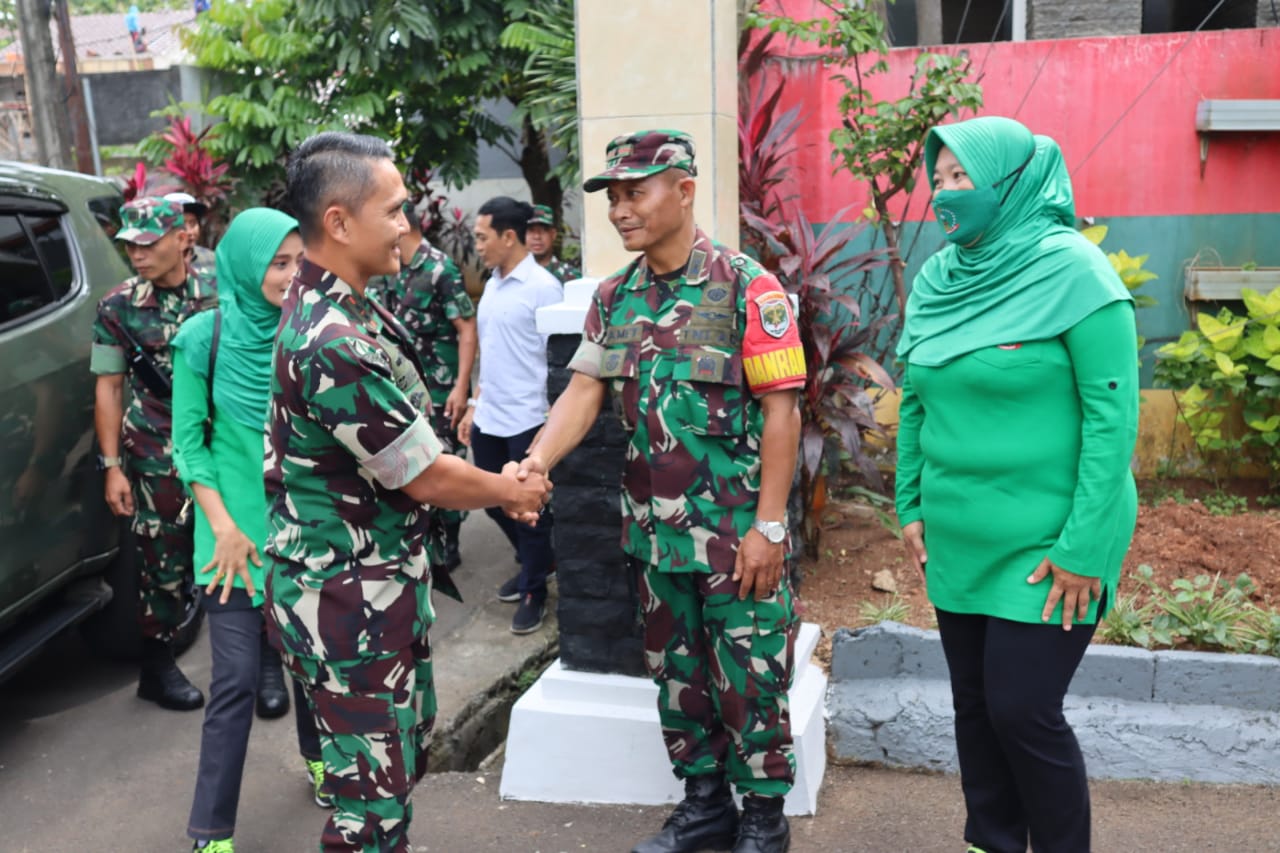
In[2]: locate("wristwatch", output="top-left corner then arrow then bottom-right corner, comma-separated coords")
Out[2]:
752,519 -> 787,544
96,455 -> 123,471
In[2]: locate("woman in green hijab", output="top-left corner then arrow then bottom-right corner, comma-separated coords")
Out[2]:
895,117 -> 1138,853
171,209 -> 328,853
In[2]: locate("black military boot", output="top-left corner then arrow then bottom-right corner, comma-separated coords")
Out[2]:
256,632 -> 290,719
631,773 -> 739,853
732,795 -> 789,853
137,638 -> 204,711
442,520 -> 462,571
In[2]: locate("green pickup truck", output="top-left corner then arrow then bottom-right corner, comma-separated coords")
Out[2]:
0,162 -> 200,682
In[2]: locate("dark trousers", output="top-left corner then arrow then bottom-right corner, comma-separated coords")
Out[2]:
935,606 -> 1100,853
187,607 -> 321,842
469,422 -> 554,600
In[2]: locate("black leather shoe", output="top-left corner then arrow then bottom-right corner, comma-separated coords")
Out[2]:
138,639 -> 204,711
732,796 -> 789,853
632,774 -> 738,853
256,637 -> 290,719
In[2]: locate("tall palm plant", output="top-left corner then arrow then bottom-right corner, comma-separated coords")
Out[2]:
500,0 -> 579,187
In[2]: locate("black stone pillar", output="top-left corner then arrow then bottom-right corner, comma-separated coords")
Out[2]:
546,334 -> 646,677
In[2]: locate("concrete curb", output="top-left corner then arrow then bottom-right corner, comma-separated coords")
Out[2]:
827,621 -> 1280,784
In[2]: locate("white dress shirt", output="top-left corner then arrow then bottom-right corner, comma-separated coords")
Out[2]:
473,252 -> 564,437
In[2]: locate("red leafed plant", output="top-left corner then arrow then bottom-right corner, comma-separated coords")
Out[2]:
122,162 -> 149,202
158,117 -> 231,207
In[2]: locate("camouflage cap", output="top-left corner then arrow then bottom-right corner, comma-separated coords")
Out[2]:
583,130 -> 697,193
528,204 -> 555,226
117,197 -> 184,245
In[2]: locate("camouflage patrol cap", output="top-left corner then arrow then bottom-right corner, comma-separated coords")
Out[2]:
583,130 -> 697,193
116,197 -> 184,245
528,204 -> 555,226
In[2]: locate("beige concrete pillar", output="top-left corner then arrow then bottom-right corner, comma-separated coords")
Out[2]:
575,0 -> 739,279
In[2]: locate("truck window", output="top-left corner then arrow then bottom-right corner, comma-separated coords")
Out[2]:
0,213 -> 54,326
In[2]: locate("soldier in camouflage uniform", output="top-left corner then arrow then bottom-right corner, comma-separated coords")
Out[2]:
165,191 -> 217,285
367,203 -> 477,571
526,203 -> 581,284
521,131 -> 805,853
266,132 -> 549,853
92,197 -> 218,712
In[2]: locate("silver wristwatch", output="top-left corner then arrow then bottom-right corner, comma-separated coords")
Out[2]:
752,519 -> 787,544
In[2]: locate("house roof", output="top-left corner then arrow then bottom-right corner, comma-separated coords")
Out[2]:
1,10 -> 196,68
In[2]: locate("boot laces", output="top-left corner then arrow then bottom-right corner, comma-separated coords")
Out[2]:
737,802 -> 779,838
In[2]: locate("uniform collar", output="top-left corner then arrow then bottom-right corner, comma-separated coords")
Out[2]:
406,238 -> 432,272
297,256 -> 383,333
129,269 -> 202,309
624,227 -> 714,291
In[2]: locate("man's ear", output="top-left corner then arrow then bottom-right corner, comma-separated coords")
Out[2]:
174,228 -> 192,250
322,205 -> 350,245
678,176 -> 697,208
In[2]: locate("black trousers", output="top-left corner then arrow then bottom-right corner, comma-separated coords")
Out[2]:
469,422 -> 554,600
935,604 -> 1100,853
187,606 -> 321,842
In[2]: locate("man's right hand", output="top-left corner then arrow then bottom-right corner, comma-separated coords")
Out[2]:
501,466 -> 551,526
457,406 -> 475,448
516,452 -> 548,480
104,467 -> 134,516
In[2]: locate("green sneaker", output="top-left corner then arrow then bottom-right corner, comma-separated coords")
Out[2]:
192,839 -> 234,852
307,758 -> 334,809
966,847 -> 988,853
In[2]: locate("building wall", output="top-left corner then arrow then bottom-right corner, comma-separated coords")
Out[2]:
761,24 -> 1280,379
1028,0 -> 1142,40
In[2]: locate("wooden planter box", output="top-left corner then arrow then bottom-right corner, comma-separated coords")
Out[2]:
1185,267 -> 1280,302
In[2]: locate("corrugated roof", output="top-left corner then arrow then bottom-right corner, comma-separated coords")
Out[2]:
1,10 -> 195,64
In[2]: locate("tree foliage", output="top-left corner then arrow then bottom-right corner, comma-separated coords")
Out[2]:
500,0 -> 579,186
170,0 -> 539,198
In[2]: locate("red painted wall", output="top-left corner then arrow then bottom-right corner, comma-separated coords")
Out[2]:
764,18 -> 1280,224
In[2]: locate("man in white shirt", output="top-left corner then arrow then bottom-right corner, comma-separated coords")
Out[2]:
458,197 -> 562,634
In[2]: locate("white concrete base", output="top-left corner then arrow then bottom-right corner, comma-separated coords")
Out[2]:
499,622 -> 828,816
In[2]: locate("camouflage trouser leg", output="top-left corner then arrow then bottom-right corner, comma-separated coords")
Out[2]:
638,565 -> 798,798
132,474 -> 194,642
284,636 -> 436,853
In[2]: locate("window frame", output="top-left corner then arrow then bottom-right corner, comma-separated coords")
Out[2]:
0,194 -> 84,335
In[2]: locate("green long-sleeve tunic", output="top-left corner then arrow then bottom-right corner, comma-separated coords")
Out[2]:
171,348 -> 268,608
895,301 -> 1139,625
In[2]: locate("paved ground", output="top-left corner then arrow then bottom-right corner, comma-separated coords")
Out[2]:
4,512 -> 1279,852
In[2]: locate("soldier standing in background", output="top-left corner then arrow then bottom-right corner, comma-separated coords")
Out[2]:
266,132 -> 549,852
164,191 -> 217,285
367,202 -> 478,571
92,197 -> 218,712
520,131 -> 804,853
525,203 -> 581,284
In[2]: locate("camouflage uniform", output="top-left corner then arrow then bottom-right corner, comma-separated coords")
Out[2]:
546,256 -> 581,284
266,257 -> 444,852
90,198 -> 217,642
569,216 -> 807,797
367,238 -> 475,563
527,203 -> 580,284
189,244 -> 217,286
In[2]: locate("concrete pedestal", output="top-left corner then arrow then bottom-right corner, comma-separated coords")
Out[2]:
499,622 -> 827,816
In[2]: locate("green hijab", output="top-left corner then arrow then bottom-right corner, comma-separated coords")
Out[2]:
173,208 -> 299,429
896,116 -> 1131,367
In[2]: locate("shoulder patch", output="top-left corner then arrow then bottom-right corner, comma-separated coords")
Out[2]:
754,291 -> 792,339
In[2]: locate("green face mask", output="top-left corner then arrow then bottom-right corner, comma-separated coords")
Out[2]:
932,151 -> 1035,246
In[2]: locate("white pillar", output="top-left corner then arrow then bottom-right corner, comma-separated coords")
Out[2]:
575,0 -> 739,279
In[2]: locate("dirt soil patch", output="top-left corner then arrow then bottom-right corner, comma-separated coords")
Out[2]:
796,478 -> 1280,666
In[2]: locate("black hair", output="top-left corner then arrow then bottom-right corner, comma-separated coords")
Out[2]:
478,196 -> 535,244
285,132 -> 395,243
